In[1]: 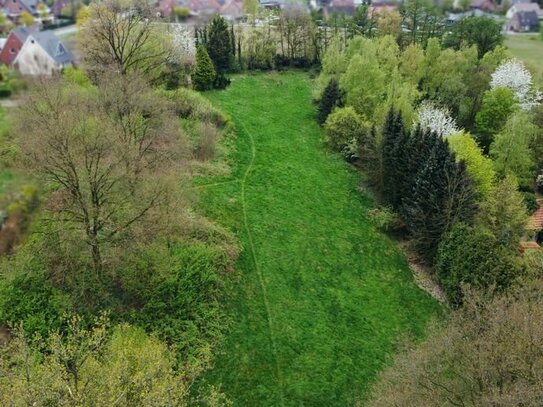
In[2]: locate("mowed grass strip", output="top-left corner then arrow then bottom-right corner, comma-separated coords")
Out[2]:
197,72 -> 440,406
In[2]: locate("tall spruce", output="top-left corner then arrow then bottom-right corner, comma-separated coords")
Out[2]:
318,78 -> 342,125
206,14 -> 232,73
381,109 -> 408,209
403,137 -> 476,262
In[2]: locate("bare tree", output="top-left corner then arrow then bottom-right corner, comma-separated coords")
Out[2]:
14,76 -> 186,275
80,0 -> 174,82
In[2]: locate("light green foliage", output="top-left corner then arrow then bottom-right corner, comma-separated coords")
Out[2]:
447,132 -> 495,200
313,36 -> 347,100
475,87 -> 518,152
324,106 -> 367,157
399,43 -> 425,85
0,318 -> 196,406
173,5 -> 190,19
490,111 -> 538,187
375,35 -> 399,77
340,52 -> 385,120
199,72 -> 440,405
478,175 -> 529,247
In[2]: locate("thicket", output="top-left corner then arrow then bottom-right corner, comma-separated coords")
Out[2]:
315,34 -> 543,305
0,1 -> 238,402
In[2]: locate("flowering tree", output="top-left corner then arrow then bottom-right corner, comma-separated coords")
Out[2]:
490,59 -> 542,110
415,102 -> 459,137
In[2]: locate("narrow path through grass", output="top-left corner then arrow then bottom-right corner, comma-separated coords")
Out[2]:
196,72 -> 441,406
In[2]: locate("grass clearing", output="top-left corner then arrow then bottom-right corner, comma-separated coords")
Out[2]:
505,34 -> 543,85
196,72 -> 441,405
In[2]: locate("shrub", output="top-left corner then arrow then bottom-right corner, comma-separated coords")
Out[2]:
195,122 -> 219,161
161,88 -> 227,128
324,106 -> 368,158
522,191 -> 539,214
0,259 -> 71,337
436,223 -> 522,306
119,242 -> 229,356
192,45 -> 216,91
368,207 -> 403,233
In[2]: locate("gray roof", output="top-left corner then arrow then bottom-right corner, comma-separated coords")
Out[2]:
29,30 -> 74,64
12,25 -> 39,42
515,10 -> 539,26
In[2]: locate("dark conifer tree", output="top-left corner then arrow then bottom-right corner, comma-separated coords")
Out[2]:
317,78 -> 342,125
206,14 -> 232,73
192,45 -> 216,91
403,137 -> 476,262
381,108 -> 408,208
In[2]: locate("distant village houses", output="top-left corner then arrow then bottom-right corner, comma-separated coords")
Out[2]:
0,26 -> 73,75
506,1 -> 542,32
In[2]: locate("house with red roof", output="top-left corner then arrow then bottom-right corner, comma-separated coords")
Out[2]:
0,25 -> 37,66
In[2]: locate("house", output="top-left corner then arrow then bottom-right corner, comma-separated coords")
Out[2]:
368,0 -> 398,15
220,0 -> 243,20
158,0 -> 178,17
0,25 -> 38,66
0,0 -> 53,25
12,29 -> 73,75
188,0 -> 222,17
528,199 -> 543,245
508,10 -> 540,32
447,8 -> 500,23
506,2 -> 542,19
326,0 -> 355,15
467,0 -> 497,12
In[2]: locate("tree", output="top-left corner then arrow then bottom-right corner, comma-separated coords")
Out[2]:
81,0 -> 174,83
446,132 -> 495,200
490,59 -> 543,110
478,175 -> 529,247
474,87 -> 517,153
368,279 -> 543,406
377,11 -> 402,39
0,317 -> 197,405
403,136 -> 476,262
14,77 -> 183,275
173,6 -> 190,21
416,102 -> 459,137
19,11 -> 34,27
490,111 -> 538,187
324,106 -> 368,158
436,223 -> 521,305
445,16 -> 503,58
381,109 -> 409,208
206,14 -> 232,74
340,43 -> 385,120
192,45 -> 216,91
318,78 -> 342,125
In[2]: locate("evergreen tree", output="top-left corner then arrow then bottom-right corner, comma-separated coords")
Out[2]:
317,78 -> 342,125
192,45 -> 216,91
381,109 -> 408,209
206,14 -> 232,73
403,137 -> 476,262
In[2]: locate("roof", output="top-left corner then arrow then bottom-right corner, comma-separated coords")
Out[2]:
528,200 -> 543,231
11,25 -> 39,43
514,10 -> 539,26
27,30 -> 74,64
520,241 -> 540,254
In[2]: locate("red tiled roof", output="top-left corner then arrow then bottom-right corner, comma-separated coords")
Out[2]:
528,199 -> 543,231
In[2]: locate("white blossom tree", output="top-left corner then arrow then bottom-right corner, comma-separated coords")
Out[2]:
415,102 -> 459,137
490,59 -> 542,110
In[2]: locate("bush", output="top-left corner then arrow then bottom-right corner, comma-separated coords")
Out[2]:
436,223 -> 522,306
192,45 -> 216,91
161,88 -> 227,128
195,122 -> 219,161
324,106 -> 368,158
213,73 -> 231,90
368,207 -> 403,233
0,259 -> 71,337
119,242 -> 229,355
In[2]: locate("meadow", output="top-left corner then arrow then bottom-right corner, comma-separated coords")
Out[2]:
505,34 -> 543,85
195,72 -> 441,405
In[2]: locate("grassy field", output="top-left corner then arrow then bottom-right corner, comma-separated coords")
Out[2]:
195,72 -> 441,405
505,34 -> 543,85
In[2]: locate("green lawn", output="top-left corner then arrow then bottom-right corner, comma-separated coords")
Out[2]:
196,72 -> 441,406
505,34 -> 543,85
